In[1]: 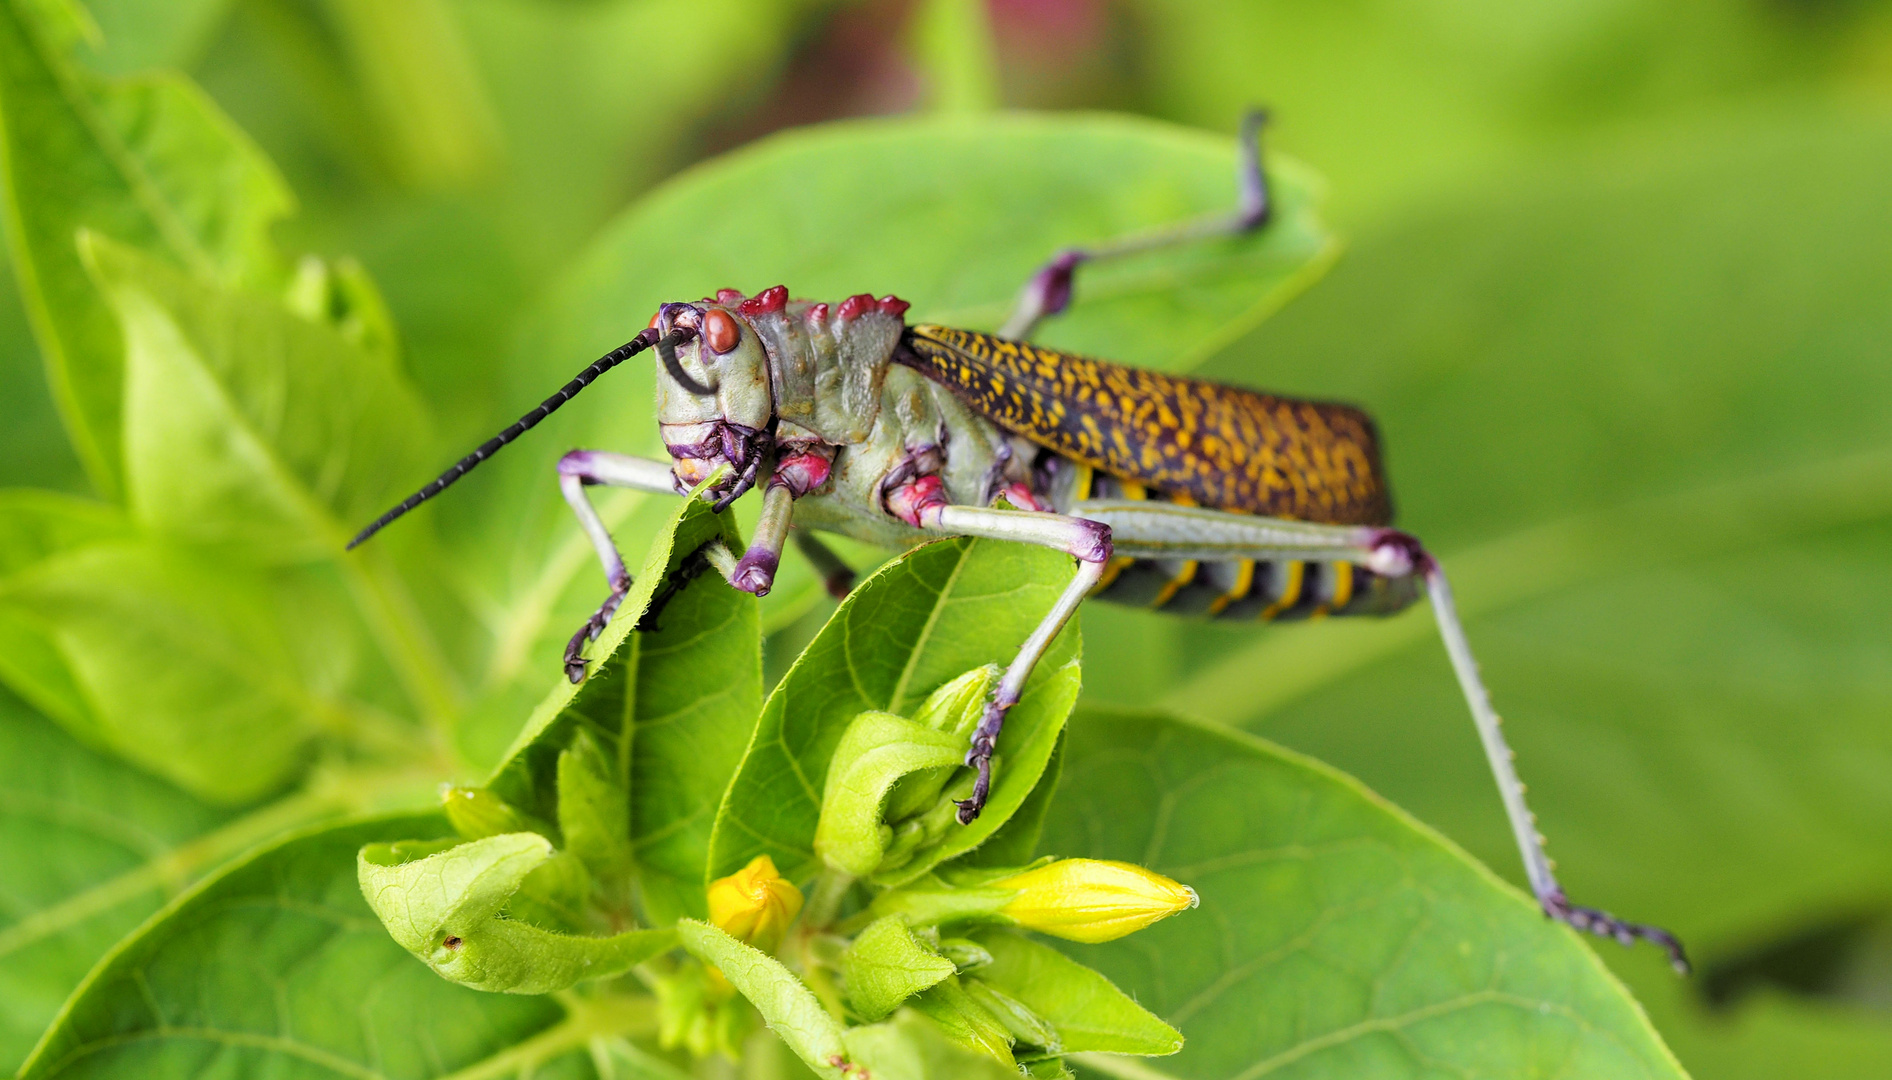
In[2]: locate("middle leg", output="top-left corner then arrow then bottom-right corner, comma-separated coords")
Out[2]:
918,504 -> 1114,822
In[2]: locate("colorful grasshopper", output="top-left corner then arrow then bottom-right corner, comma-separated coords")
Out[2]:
351,114 -> 1687,972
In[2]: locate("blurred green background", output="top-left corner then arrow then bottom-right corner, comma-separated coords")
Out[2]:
3,1 -> 1891,1076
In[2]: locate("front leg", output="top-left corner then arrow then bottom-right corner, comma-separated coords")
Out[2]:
727,440 -> 837,597
557,449 -> 682,682
912,503 -> 1114,823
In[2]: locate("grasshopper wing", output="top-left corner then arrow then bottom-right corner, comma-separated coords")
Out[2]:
899,324 -> 1393,525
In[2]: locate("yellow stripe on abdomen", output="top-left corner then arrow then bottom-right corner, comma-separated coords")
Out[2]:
1259,561 -> 1305,621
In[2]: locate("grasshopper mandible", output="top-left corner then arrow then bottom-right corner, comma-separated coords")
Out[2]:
351,114 -> 1687,972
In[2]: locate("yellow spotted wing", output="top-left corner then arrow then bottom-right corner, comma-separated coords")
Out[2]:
900,324 -> 1393,526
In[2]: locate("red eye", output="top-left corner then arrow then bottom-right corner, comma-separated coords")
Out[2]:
704,308 -> 741,354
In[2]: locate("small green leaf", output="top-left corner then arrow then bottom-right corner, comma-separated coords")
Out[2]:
557,728 -> 631,886
0,0 -> 292,494
358,832 -> 675,994
907,975 -> 1015,1067
82,234 -> 430,559
442,784 -> 547,840
709,535 -> 1079,882
843,916 -> 958,1022
816,711 -> 964,877
552,726 -> 628,888
0,490 -> 130,737
961,976 -> 1061,1052
883,664 -> 998,822
842,1010 -> 1025,1080
967,929 -> 1180,1056
675,918 -> 850,1077
485,494 -> 757,924
0,539 -> 325,801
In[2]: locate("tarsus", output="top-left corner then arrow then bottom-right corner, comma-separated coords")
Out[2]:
347,326 -> 692,550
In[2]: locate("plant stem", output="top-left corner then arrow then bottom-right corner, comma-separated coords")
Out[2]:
803,869 -> 854,930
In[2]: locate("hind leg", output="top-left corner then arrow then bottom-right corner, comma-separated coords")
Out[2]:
1001,109 -> 1273,341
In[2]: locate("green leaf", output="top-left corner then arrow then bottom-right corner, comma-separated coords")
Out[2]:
0,490 -> 129,735
967,929 -> 1181,1056
841,1010 -> 1024,1080
1151,109 -> 1892,1077
707,534 -> 1079,882
18,815 -> 599,1080
675,918 -> 849,1077
0,685 -> 240,1070
357,832 -> 675,994
1039,707 -> 1685,1079
486,493 -> 757,924
556,728 -> 631,886
905,976 -> 1015,1067
0,538 -> 328,801
816,712 -> 965,877
843,915 -> 957,1022
81,233 -> 429,559
0,0 -> 291,494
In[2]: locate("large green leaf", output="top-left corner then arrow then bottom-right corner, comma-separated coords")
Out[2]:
15,815 -> 613,1080
0,0 -> 291,495
1135,107 -> 1892,1076
1038,707 -> 1686,1079
0,686 -> 237,1071
707,535 -> 1079,881
486,494 -> 757,923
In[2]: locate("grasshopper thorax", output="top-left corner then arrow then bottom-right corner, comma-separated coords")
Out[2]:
652,285 -> 912,508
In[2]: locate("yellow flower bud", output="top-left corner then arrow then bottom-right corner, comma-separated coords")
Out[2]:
992,859 -> 1197,944
706,855 -> 804,954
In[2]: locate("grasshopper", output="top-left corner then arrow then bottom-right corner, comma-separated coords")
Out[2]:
351,114 -> 1687,972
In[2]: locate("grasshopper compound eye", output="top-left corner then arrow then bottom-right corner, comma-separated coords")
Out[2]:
704,308 -> 741,354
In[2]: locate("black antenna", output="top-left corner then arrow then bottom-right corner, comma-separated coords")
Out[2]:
347,326 -> 692,550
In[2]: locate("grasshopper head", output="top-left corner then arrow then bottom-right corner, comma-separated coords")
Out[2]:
652,290 -> 778,508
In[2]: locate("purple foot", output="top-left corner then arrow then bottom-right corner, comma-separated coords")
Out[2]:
563,576 -> 630,683
1542,890 -> 1691,974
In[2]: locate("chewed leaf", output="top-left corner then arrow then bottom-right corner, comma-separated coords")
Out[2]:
358,833 -> 675,994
